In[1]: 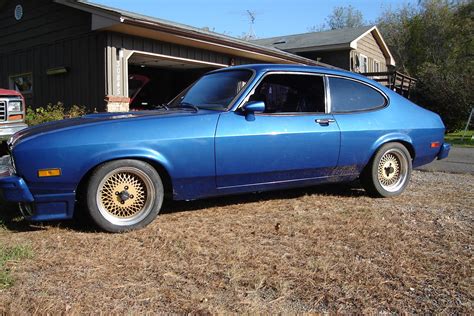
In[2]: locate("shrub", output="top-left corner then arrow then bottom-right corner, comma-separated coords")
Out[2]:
414,62 -> 472,132
26,102 -> 87,126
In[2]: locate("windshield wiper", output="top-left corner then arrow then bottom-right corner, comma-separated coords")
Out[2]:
155,104 -> 169,111
180,102 -> 199,112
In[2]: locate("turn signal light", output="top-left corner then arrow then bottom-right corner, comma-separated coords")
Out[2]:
38,169 -> 61,177
431,142 -> 441,148
8,114 -> 23,121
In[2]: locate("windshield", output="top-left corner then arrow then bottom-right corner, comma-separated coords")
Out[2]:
168,70 -> 253,111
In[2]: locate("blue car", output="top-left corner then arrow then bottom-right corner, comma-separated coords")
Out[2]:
0,65 -> 450,232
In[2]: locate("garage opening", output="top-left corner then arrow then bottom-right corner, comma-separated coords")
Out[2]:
127,53 -> 225,110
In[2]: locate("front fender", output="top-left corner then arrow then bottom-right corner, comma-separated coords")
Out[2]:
82,148 -> 173,174
76,147 -> 174,189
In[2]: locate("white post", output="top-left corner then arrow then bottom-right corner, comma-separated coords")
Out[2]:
461,108 -> 473,141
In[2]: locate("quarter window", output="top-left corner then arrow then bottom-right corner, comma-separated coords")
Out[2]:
247,74 -> 325,113
329,77 -> 386,113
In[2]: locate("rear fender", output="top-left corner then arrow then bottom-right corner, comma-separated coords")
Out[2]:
367,133 -> 414,165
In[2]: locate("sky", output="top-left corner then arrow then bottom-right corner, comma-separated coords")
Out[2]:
91,0 -> 417,38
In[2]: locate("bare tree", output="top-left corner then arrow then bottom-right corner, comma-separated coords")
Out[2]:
309,5 -> 365,31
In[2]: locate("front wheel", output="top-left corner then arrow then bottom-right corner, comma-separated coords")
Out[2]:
361,143 -> 412,197
86,159 -> 164,232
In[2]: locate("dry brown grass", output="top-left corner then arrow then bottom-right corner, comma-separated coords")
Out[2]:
0,171 -> 472,314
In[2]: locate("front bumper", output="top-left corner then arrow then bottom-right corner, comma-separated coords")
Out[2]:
0,155 -> 34,203
0,175 -> 34,203
0,155 -> 75,221
437,143 -> 451,160
0,123 -> 28,141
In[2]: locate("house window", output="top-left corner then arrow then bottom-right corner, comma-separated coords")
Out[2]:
359,54 -> 368,73
373,60 -> 380,72
9,73 -> 33,95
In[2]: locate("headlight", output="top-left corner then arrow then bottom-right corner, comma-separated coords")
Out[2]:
8,101 -> 22,112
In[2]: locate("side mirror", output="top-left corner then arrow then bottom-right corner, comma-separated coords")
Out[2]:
244,101 -> 265,113
243,101 -> 265,121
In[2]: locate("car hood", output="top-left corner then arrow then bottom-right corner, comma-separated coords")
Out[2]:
10,109 -> 213,147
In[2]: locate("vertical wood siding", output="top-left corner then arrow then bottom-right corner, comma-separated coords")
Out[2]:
104,32 -> 260,97
0,0 -> 263,111
0,0 -> 108,111
0,33 -> 107,111
0,0 -> 92,54
106,32 -> 257,67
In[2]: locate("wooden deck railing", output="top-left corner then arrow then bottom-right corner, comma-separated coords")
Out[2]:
362,71 -> 417,99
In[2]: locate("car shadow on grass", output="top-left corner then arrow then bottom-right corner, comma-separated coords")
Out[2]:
161,181 -> 366,215
0,201 -> 38,232
0,201 -> 98,233
0,181 -> 366,233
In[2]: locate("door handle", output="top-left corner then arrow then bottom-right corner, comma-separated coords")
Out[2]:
315,118 -> 335,125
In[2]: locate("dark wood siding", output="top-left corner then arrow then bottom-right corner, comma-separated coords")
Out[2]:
107,32 -> 259,67
0,1 -> 264,112
0,33 -> 107,111
104,32 -> 261,98
298,50 -> 350,70
0,0 -> 92,54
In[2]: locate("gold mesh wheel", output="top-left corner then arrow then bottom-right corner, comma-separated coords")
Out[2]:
96,167 -> 155,226
376,148 -> 408,192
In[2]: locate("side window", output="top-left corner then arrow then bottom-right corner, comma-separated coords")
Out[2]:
248,74 -> 325,113
329,77 -> 386,113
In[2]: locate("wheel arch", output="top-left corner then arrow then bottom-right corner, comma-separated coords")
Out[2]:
74,152 -> 175,216
362,134 -> 416,174
370,133 -> 415,161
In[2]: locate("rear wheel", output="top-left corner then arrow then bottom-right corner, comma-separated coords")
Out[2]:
86,159 -> 163,232
361,143 -> 412,197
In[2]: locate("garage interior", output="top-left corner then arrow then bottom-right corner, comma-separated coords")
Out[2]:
127,53 -> 223,110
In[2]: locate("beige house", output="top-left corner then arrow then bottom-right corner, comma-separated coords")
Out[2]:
253,26 -> 396,73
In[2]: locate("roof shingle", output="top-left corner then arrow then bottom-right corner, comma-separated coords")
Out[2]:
252,26 -> 374,51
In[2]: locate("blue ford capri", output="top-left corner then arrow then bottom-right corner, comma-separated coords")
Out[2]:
0,65 -> 450,232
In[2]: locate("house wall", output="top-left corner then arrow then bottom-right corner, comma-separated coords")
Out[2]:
353,32 -> 388,72
0,34 -> 107,111
105,32 -> 259,98
0,0 -> 277,113
0,0 -> 92,54
297,50 -> 350,70
0,0 -> 108,111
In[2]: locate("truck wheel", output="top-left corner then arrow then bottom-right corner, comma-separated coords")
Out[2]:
361,143 -> 412,197
86,159 -> 163,232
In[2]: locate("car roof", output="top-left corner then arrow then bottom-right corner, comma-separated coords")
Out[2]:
210,64 -> 375,84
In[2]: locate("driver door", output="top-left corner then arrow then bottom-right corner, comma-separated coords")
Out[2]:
215,72 -> 341,189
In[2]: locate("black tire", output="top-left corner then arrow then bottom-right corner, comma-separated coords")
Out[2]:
86,159 -> 164,232
361,142 -> 412,197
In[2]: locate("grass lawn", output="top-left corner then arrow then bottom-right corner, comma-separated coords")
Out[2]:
445,130 -> 474,147
0,244 -> 32,289
0,171 -> 472,314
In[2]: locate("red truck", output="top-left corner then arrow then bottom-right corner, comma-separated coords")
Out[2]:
0,89 -> 28,141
